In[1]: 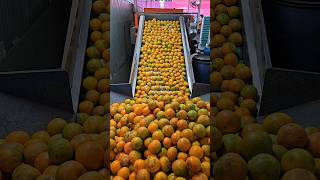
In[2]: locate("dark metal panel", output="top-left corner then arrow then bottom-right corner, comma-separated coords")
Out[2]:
260,68 -> 320,115
192,83 -> 210,98
0,0 -> 49,50
110,83 -> 134,97
241,0 -> 320,115
262,0 -> 320,73
0,0 -> 72,72
0,70 -> 74,112
0,0 -> 81,113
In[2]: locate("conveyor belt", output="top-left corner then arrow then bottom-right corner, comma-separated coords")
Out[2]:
129,14 -> 195,99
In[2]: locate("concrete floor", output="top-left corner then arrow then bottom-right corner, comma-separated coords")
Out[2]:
257,99 -> 320,127
0,92 -> 73,138
110,91 -> 132,104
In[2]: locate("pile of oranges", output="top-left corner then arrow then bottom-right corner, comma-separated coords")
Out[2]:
110,97 -> 211,179
212,1 -> 320,180
80,0 -> 109,116
136,19 -> 190,99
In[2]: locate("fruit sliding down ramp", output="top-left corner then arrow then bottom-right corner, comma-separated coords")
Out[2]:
129,14 -> 196,99
212,0 -> 265,113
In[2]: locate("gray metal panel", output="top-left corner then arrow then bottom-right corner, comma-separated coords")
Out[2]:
129,15 -> 144,97
179,16 -> 195,94
241,0 -> 262,91
65,0 -> 92,113
110,0 -> 134,82
250,0 -> 273,71
260,68 -> 320,115
242,0 -> 273,89
61,0 -> 82,71
240,0 -> 266,112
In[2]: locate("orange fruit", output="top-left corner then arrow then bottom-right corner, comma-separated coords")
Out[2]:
164,108 -> 176,119
89,18 -> 101,31
210,72 -> 223,87
12,163 -> 41,180
133,159 -> 145,173
178,152 -> 189,161
148,122 -> 158,133
181,129 -> 194,142
128,172 -> 136,180
6,131 -> 30,145
0,142 -> 24,173
162,125 -> 174,137
78,171 -> 105,180
172,159 -> 187,177
75,141 -> 104,170
148,140 -> 161,154
128,150 -> 141,164
34,152 -> 51,173
177,138 -> 191,152
55,160 -> 86,180
167,147 -> 178,162
152,130 -> 164,141
23,141 -> 48,165
186,156 -> 202,175
117,167 -> 130,179
189,146 -> 204,159
162,137 -> 172,149
177,120 -> 188,130
111,160 -> 121,175
135,169 -> 150,180
224,53 -> 238,66
79,101 -> 94,114
144,155 -> 161,173
154,171 -> 168,180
